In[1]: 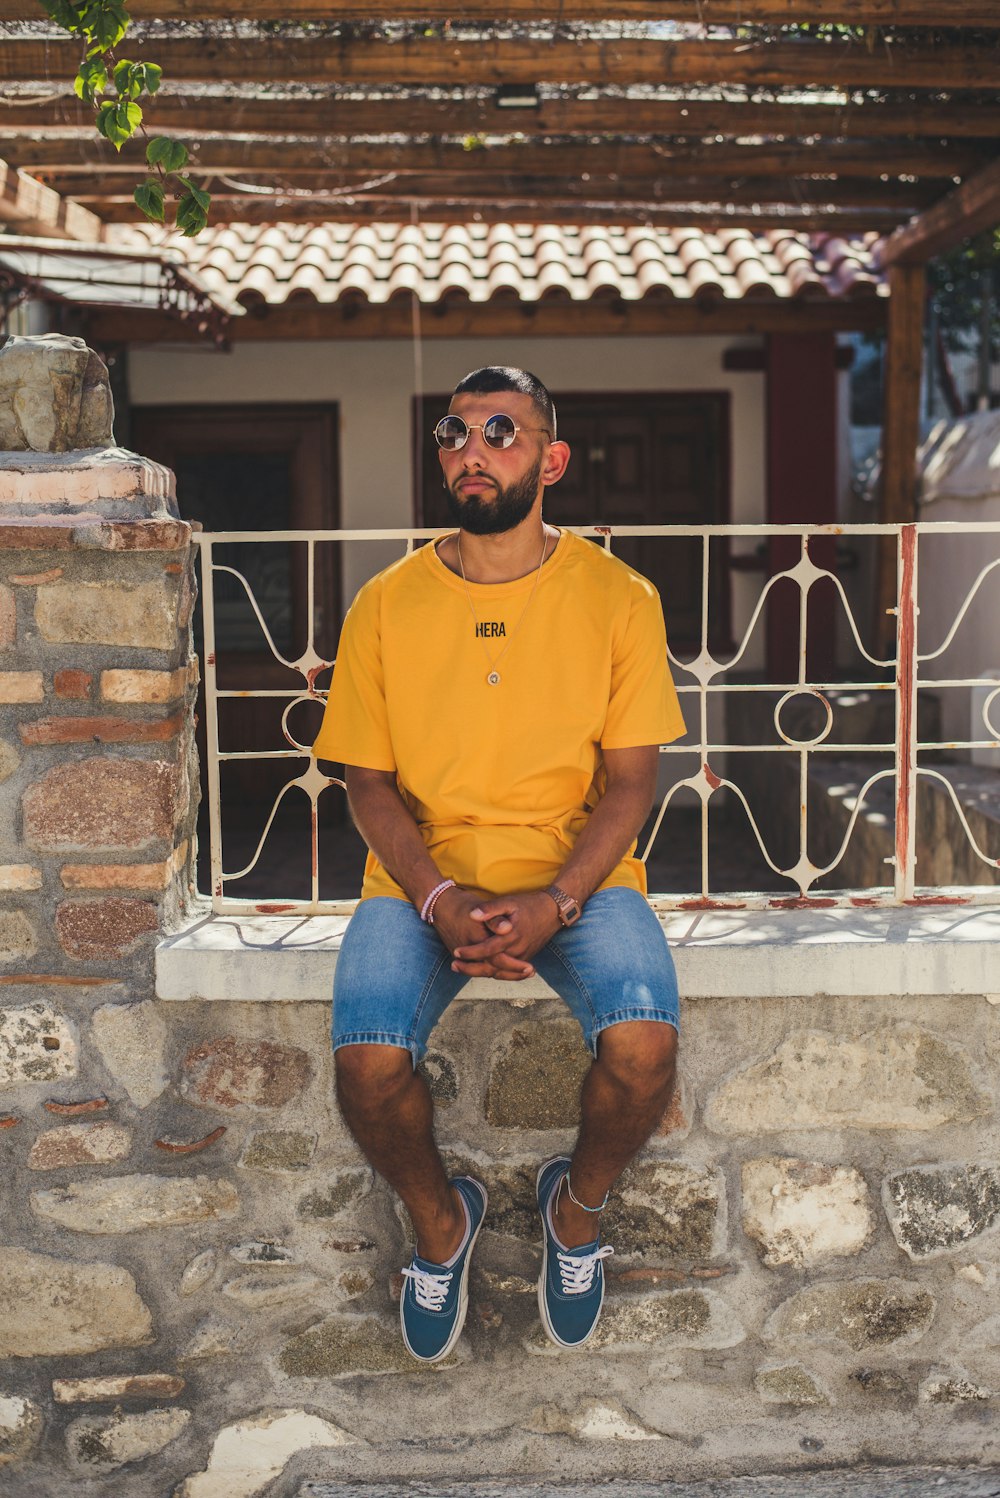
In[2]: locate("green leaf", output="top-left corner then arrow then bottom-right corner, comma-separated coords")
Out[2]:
112,58 -> 144,100
82,0 -> 129,50
134,178 -> 166,223
94,99 -> 116,140
41,0 -> 86,33
175,188 -> 210,238
146,136 -> 189,174
142,62 -> 163,96
74,56 -> 108,102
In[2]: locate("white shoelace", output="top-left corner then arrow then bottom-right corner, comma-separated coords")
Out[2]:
556,1244 -> 614,1295
401,1265 -> 454,1312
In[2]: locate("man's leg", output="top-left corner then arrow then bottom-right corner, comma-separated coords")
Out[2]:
330,897 -> 469,1263
335,1044 -> 465,1264
554,1018 -> 677,1250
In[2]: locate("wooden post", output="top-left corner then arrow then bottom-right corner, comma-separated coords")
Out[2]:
875,262 -> 925,661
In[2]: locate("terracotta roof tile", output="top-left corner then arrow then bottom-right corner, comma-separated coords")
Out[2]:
117,221 -> 887,311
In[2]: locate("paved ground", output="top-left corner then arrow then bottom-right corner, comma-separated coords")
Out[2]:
301,1473 -> 1000,1498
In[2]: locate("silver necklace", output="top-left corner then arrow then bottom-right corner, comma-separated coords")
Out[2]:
456,530 -> 549,687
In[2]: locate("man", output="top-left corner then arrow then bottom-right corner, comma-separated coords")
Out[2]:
313,366 -> 685,1363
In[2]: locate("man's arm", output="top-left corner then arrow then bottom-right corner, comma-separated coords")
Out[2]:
344,765 -> 534,978
451,743 -> 660,977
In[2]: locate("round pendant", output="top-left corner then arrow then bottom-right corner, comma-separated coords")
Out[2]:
487,670 -> 501,686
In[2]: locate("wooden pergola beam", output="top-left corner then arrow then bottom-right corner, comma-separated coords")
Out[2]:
12,138 -> 984,181
4,95 -> 997,142
1,0 -> 997,19
89,191 -> 910,229
880,154 -> 1000,265
3,35 -> 996,89
0,157 -> 102,240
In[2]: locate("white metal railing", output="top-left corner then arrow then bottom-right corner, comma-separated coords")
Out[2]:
194,522 -> 1000,915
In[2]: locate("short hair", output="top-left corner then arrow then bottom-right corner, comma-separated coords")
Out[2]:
452,366 -> 557,440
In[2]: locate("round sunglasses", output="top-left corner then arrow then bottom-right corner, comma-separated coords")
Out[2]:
433,413 -> 551,451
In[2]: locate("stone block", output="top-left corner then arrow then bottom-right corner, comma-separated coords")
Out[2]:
56,898 -> 159,960
523,1399 -> 661,1440
851,1366 -> 912,1402
53,1374 -> 185,1403
175,1409 -> 359,1498
755,1362 -> 829,1406
0,739 -> 19,783
920,1371 -> 992,1403
741,1157 -> 874,1267
54,668 -> 93,700
485,1020 -> 590,1129
298,1168 -> 373,1220
91,999 -> 169,1108
0,1247 -> 152,1356
882,1164 -> 1000,1260
528,1287 -> 744,1353
443,1153 -> 536,1239
229,1240 -> 296,1265
604,1161 -> 724,1260
418,1048 -> 458,1107
705,1024 -> 987,1134
101,666 -> 188,703
0,1394 -> 43,1466
240,1130 -> 317,1171
0,334 -> 113,451
23,758 -> 178,851
0,671 -> 43,703
0,865 -> 42,891
179,1317 -> 237,1366
0,910 -> 37,962
66,1408 -> 190,1474
182,1035 -> 314,1110
765,1278 -> 935,1350
0,584 -> 14,649
20,712 -> 182,746
61,860 -> 173,890
35,580 -> 179,650
280,1315 -> 446,1377
30,1173 -> 239,1234
28,1120 -> 133,1170
0,1003 -> 76,1086
221,1271 -> 322,1309
179,1248 -> 218,1297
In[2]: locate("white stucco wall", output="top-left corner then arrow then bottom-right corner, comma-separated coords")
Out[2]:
128,335 -> 766,667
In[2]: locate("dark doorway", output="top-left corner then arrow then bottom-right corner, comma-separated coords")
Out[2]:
131,404 -> 347,899
415,391 -> 731,654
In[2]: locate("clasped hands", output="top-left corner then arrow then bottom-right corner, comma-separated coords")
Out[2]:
432,886 -> 563,981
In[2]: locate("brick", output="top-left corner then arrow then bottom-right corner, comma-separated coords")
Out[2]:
0,672 -> 44,704
54,669 -> 92,700
35,580 -> 179,650
182,1035 -> 314,1111
53,1374 -> 184,1404
23,759 -> 178,851
0,583 -> 14,648
28,1121 -> 133,1170
0,865 -> 42,891
19,712 -> 182,746
100,668 -> 188,704
56,899 -> 159,961
60,861 -> 171,891
10,567 -> 63,585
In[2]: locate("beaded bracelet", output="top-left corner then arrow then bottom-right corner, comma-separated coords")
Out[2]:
565,1170 -> 610,1214
420,878 -> 456,925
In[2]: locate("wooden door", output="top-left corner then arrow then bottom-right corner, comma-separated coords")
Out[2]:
415,391 -> 730,653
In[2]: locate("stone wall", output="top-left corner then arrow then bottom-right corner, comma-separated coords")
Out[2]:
2,338 -> 999,1497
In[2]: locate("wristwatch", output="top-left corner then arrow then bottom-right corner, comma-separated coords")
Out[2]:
545,883 -> 582,927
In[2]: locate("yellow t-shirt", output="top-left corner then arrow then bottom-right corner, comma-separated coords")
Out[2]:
313,528 -> 686,901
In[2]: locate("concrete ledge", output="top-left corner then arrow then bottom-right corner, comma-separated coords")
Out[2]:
156,903 -> 1000,1003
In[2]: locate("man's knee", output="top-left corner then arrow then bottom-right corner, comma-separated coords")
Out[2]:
335,1043 -> 413,1111
597,1020 -> 677,1100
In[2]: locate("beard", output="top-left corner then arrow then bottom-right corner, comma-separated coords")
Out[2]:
444,454 -> 542,536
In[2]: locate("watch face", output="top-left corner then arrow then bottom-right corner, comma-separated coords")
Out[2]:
562,900 -> 581,926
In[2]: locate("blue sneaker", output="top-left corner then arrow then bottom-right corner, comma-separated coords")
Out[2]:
399,1175 -> 487,1363
537,1156 -> 614,1350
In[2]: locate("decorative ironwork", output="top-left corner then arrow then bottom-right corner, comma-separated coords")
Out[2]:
194,522 -> 1000,915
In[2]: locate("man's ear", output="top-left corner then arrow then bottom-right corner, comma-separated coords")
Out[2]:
541,440 -> 571,487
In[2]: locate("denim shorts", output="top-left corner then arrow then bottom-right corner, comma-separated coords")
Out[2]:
331,885 -> 679,1063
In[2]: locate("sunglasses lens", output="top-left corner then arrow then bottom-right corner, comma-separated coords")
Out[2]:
435,416 -> 468,450
483,414 -> 517,449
